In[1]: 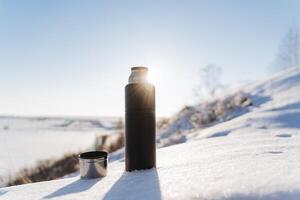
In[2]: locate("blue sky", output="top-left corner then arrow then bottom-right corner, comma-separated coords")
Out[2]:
0,0 -> 299,117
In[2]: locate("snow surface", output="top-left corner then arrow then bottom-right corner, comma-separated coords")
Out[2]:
0,117 -> 119,185
1,68 -> 300,199
1,132 -> 299,200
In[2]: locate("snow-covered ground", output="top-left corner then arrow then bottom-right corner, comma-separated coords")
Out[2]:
1,132 -> 299,200
1,67 -> 300,199
0,117 -> 119,185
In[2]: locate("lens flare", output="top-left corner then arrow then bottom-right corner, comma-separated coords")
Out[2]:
147,69 -> 158,85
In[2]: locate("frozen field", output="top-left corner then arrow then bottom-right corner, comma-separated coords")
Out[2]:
0,117 -> 119,185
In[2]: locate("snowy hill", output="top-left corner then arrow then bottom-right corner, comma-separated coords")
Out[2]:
1,68 -> 300,199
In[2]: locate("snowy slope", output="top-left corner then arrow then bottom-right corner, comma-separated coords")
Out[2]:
188,67 -> 300,141
157,87 -> 252,147
1,68 -> 300,199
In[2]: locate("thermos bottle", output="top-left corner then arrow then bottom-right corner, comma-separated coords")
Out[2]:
125,66 -> 156,171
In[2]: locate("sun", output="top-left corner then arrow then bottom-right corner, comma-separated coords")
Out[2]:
147,69 -> 158,85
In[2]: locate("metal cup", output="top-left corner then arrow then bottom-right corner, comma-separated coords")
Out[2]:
79,151 -> 108,179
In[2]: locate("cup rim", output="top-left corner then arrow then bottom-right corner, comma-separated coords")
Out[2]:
79,151 -> 108,160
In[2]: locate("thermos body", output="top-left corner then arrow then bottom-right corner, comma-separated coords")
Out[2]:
125,81 -> 156,171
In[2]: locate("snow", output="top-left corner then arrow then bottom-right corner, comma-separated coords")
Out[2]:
157,90 -> 252,148
1,67 -> 300,199
1,131 -> 300,200
0,117 -> 119,185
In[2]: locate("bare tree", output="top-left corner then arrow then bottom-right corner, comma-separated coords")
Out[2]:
274,25 -> 300,70
194,64 -> 224,100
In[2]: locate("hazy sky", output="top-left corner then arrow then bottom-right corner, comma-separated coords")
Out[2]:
0,0 -> 299,117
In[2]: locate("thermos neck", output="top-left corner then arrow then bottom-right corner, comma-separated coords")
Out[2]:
128,66 -> 149,84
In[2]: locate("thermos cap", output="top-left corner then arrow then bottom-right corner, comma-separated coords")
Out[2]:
79,151 -> 108,179
131,66 -> 148,71
129,66 -> 149,84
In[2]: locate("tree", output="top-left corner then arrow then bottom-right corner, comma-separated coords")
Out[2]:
194,64 -> 224,100
274,25 -> 300,70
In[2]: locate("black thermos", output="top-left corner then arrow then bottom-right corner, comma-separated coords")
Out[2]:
125,66 -> 156,171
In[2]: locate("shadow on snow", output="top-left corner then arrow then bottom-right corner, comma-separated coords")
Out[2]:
103,168 -> 161,200
43,178 -> 99,199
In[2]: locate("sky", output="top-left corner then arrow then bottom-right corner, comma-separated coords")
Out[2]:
0,0 -> 299,117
